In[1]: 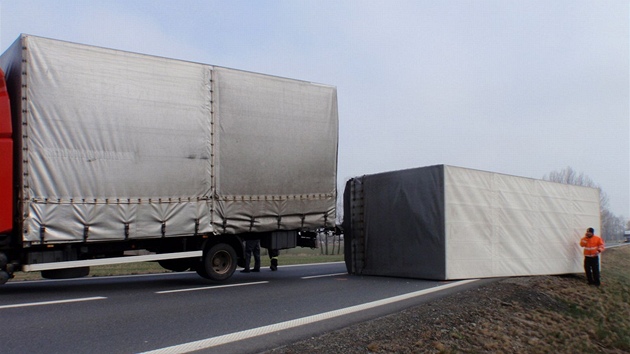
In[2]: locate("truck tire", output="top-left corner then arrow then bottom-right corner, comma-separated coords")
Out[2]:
0,252 -> 7,268
200,243 -> 237,281
158,259 -> 193,272
41,267 -> 90,279
194,262 -> 210,279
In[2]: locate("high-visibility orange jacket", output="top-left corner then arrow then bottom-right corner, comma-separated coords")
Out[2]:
580,235 -> 605,257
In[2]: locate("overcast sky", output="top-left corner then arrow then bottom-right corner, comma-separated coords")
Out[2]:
1,1 -> 628,218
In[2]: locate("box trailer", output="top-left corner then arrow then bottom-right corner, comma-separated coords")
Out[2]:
0,34 -> 338,283
343,165 -> 600,280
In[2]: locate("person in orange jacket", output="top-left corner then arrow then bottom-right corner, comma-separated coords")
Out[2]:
580,227 -> 605,286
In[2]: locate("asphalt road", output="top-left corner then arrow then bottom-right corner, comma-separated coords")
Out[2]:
0,262 -> 487,354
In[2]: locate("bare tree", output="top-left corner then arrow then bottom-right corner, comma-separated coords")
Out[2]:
543,166 -> 610,208
603,210 -> 626,242
543,166 -> 622,242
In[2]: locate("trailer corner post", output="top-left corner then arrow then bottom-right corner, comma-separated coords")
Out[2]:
0,69 -> 12,234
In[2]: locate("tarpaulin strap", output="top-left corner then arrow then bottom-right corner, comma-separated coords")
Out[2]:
124,223 -> 130,240
194,219 -> 200,236
249,217 -> 255,232
83,225 -> 90,242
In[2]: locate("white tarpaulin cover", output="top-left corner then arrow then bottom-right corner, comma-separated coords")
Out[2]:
0,35 -> 338,244
343,165 -> 600,280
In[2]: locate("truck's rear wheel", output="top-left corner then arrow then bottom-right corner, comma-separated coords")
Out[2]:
195,263 -> 210,279
200,243 -> 237,281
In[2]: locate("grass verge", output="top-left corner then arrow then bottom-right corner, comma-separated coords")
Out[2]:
428,245 -> 630,353
267,245 -> 630,354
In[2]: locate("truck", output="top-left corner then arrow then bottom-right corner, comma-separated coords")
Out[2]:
0,34 -> 338,283
343,165 -> 601,280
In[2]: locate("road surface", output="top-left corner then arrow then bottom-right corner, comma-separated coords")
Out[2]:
1,262 -> 485,353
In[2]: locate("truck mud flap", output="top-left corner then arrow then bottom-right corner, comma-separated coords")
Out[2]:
296,231 -> 318,248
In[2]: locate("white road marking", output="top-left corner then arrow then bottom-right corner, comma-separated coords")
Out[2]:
140,279 -> 479,354
279,261 -> 345,268
0,296 -> 107,310
156,281 -> 269,294
301,272 -> 348,279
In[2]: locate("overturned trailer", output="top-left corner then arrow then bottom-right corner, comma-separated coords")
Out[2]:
343,165 -> 600,280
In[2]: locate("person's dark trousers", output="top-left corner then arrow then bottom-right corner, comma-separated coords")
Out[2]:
584,256 -> 600,286
269,249 -> 279,271
243,239 -> 261,272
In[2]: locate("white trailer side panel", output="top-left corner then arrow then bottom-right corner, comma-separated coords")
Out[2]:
0,35 -> 337,244
13,35 -> 213,243
213,67 -> 338,234
444,165 -> 600,279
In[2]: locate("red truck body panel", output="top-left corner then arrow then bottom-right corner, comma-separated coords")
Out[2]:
0,69 -> 12,234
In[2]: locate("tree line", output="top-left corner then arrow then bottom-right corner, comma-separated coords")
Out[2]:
543,166 -> 628,242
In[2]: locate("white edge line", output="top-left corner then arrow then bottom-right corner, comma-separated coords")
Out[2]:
140,279 -> 480,354
280,261 -> 345,268
0,296 -> 107,310
156,281 -> 269,294
301,272 -> 348,280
